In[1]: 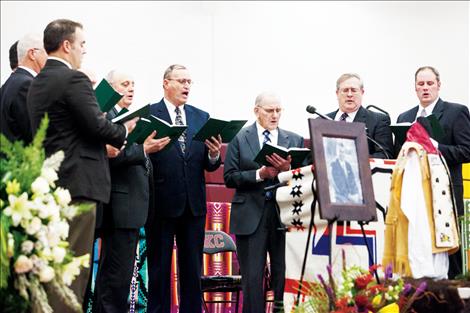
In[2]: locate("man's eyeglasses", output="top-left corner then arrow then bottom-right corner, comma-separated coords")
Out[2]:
339,88 -> 361,95
167,78 -> 193,86
258,106 -> 282,114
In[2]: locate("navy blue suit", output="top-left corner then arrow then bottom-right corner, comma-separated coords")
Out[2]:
0,67 -> 34,143
146,99 -> 221,313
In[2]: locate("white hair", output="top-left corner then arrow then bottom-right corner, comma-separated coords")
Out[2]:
17,33 -> 43,61
255,92 -> 281,107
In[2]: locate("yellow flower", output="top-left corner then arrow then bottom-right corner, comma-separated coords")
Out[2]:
378,302 -> 399,313
372,294 -> 382,307
6,179 -> 20,195
3,193 -> 32,226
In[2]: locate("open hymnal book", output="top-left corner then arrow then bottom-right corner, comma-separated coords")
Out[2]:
254,142 -> 310,169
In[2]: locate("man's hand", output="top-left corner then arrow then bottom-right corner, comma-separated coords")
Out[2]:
205,135 -> 222,159
266,153 -> 291,172
143,131 -> 171,154
259,166 -> 279,180
123,117 -> 139,133
106,144 -> 120,158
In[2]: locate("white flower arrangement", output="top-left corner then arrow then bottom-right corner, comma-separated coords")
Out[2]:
1,144 -> 91,313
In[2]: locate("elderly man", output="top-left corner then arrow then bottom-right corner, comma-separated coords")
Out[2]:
93,70 -> 170,313
27,19 -> 136,312
146,64 -> 222,313
224,92 -> 304,313
397,66 -> 470,278
327,73 -> 393,159
1,33 -> 47,143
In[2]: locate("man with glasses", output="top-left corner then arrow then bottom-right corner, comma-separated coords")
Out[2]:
224,92 -> 305,312
327,73 -> 393,159
1,33 -> 47,143
146,64 -> 222,313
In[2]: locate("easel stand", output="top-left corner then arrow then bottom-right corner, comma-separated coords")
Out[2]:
358,220 -> 380,284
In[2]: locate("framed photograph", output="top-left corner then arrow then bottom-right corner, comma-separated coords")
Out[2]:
308,118 -> 376,222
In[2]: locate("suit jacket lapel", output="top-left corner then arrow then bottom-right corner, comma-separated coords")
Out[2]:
353,106 -> 367,123
432,98 -> 445,120
277,128 -> 290,148
244,123 -> 260,158
184,105 -> 195,157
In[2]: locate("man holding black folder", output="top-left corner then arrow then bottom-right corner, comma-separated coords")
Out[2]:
146,64 -> 222,313
27,19 -> 137,312
396,66 -> 470,278
224,92 -> 304,313
93,70 -> 170,313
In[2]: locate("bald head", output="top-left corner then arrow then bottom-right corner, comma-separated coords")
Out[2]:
106,70 -> 135,109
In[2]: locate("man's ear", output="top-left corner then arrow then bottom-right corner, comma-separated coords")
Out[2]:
62,40 -> 71,53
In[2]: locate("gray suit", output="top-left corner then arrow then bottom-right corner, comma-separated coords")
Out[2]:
224,122 -> 304,313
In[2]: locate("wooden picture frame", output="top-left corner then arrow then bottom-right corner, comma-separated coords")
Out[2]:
308,118 -> 376,222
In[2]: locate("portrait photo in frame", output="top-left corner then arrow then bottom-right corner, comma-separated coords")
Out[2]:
308,118 -> 376,222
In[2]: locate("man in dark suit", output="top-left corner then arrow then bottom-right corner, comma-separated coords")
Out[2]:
27,19 -> 137,312
1,33 -> 47,143
330,141 -> 360,203
93,70 -> 170,313
327,73 -> 393,159
224,92 -> 304,313
396,66 -> 470,279
146,64 -> 222,313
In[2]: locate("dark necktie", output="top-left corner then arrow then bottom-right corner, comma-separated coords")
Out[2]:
340,112 -> 349,122
262,129 -> 271,145
175,107 -> 186,153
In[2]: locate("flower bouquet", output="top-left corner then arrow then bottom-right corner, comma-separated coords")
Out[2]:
0,116 -> 91,313
294,262 -> 427,313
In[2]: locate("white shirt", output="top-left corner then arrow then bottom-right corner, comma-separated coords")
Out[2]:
256,122 -> 279,148
47,56 -> 72,69
164,98 -> 186,125
416,98 -> 439,120
334,109 -> 359,122
17,65 -> 38,77
255,122 -> 280,181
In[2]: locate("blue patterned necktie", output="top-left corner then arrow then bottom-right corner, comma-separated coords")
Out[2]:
340,112 -> 349,122
262,129 -> 271,145
175,107 -> 186,153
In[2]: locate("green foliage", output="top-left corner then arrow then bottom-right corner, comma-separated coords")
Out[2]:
0,213 -> 10,288
0,116 -> 48,203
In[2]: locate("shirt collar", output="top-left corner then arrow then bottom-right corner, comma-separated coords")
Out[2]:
17,66 -> 38,77
163,97 -> 185,113
48,56 -> 72,69
418,98 -> 439,117
256,122 -> 278,139
334,109 -> 359,122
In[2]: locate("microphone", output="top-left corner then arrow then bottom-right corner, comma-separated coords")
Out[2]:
306,105 -> 391,159
306,105 -> 333,120
264,180 -> 290,192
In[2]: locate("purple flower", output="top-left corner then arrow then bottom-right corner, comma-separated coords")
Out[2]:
384,263 -> 393,280
317,274 -> 335,301
402,283 -> 412,295
415,281 -> 427,296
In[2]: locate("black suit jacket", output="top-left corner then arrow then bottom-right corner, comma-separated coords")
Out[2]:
0,67 -> 34,143
104,108 -> 152,228
148,99 -> 221,218
397,98 -> 470,215
224,122 -> 304,235
327,106 -> 394,159
27,59 -> 127,204
331,158 -> 358,202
